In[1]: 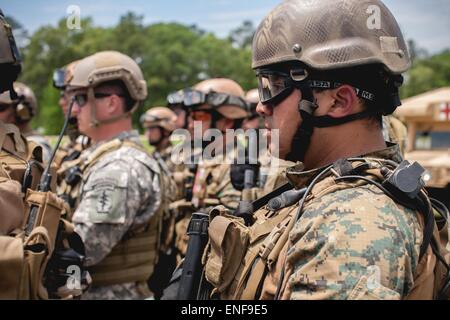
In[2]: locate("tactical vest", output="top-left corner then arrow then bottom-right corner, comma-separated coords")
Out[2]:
192,161 -> 241,210
153,150 -> 179,254
203,158 -> 450,300
174,160 -> 242,259
74,138 -> 164,287
55,137 -> 90,211
0,121 -> 77,300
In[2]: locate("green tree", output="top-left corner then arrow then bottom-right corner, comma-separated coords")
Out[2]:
401,50 -> 450,98
228,20 -> 255,50
18,13 -> 258,134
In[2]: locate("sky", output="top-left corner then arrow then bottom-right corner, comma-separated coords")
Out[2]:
2,0 -> 450,54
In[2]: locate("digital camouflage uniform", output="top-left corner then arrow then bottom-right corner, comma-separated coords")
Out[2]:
55,134 -> 91,211
174,141 -> 242,259
278,145 -> 420,299
203,144 -> 432,300
73,130 -> 162,300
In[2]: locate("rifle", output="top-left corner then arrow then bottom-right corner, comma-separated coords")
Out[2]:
177,212 -> 210,300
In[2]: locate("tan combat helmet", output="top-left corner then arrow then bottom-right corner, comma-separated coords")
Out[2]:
14,82 -> 37,123
252,0 -> 410,74
251,0 -> 410,161
193,78 -> 248,120
0,82 -> 37,123
141,106 -> 177,132
68,50 -> 147,126
53,60 -> 79,90
0,10 -> 21,94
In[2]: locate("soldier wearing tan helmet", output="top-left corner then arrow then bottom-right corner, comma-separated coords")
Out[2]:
53,60 -> 92,212
0,10 -> 88,300
52,60 -> 91,165
66,50 -> 165,300
169,78 -> 248,261
0,82 -> 52,162
193,0 -> 450,300
140,106 -> 182,299
141,106 -> 177,158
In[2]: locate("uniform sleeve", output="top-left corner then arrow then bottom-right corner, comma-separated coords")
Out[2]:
73,159 -> 154,266
285,185 -> 422,300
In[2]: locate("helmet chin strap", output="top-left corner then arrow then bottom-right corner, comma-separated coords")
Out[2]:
148,127 -> 165,147
285,82 -> 383,163
285,82 -> 317,162
87,87 -> 135,128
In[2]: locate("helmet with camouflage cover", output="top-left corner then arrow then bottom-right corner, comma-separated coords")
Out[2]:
68,50 -> 147,126
252,0 -> 410,161
192,78 -> 248,120
0,82 -> 37,123
140,106 -> 177,132
0,10 -> 21,95
252,0 -> 410,74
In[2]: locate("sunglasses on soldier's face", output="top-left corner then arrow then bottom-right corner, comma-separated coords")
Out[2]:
190,110 -> 213,122
73,92 -> 124,107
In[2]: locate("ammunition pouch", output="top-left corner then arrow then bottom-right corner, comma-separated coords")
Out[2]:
204,207 -> 249,293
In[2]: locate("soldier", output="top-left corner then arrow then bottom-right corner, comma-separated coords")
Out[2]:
141,106 -> 177,170
140,106 -> 181,299
66,50 -> 164,300
196,0 -> 450,300
172,78 -> 248,259
167,88 -> 191,130
0,82 -> 52,162
0,9 -> 87,300
52,60 -> 90,168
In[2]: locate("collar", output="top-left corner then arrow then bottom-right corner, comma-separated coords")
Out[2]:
286,142 -> 402,189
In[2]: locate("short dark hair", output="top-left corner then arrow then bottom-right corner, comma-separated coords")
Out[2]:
95,80 -> 134,111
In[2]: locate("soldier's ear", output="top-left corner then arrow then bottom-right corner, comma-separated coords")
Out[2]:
108,94 -> 124,115
327,85 -> 359,118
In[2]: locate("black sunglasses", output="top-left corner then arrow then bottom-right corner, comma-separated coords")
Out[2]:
73,92 -> 124,107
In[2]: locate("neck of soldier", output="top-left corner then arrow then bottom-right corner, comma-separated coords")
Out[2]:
17,122 -> 33,135
302,119 -> 386,170
90,118 -> 132,143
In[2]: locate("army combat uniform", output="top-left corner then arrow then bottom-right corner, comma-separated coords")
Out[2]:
203,144 -> 449,300
72,130 -> 163,300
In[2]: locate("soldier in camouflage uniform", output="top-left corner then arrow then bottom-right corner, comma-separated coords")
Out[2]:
0,82 -> 52,162
198,0 -> 449,300
141,106 -> 178,171
67,50 -> 164,300
172,78 -> 249,258
0,10 -> 88,300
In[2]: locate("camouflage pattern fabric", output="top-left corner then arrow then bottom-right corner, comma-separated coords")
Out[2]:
278,144 -> 423,299
72,130 -> 162,300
